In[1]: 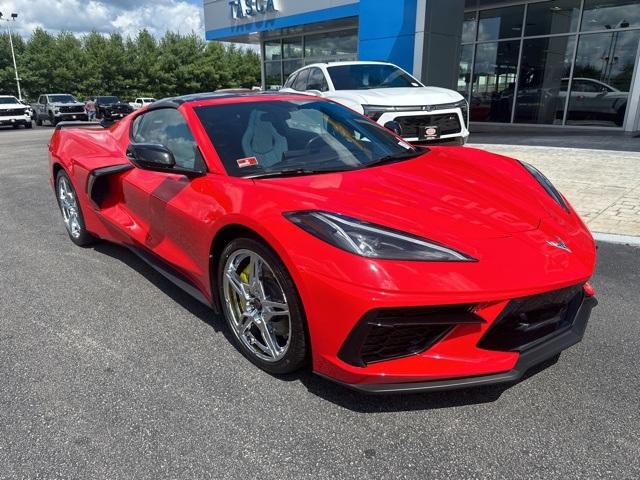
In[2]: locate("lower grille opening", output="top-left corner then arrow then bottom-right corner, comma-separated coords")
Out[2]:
338,304 -> 482,367
477,284 -> 585,352
360,324 -> 454,365
395,113 -> 462,137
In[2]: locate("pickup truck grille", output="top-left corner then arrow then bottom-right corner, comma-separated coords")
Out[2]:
0,108 -> 28,116
59,106 -> 84,114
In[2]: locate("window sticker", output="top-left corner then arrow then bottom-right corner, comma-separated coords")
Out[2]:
237,157 -> 259,168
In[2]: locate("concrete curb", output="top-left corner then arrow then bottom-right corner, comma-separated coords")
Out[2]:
592,232 -> 640,246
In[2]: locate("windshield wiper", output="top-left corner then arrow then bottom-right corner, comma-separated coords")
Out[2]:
247,167 -> 352,179
364,150 -> 423,168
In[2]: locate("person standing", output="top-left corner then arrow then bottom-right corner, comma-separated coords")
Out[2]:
85,98 -> 96,121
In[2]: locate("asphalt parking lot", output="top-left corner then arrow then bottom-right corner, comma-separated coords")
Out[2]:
1,125 -> 639,479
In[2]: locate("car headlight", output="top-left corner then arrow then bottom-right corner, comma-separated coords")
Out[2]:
454,99 -> 469,126
283,211 -> 476,262
362,105 -> 397,122
519,161 -> 570,213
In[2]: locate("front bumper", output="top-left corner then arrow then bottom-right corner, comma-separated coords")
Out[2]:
376,108 -> 469,144
0,114 -> 31,126
318,294 -> 596,394
57,113 -> 88,122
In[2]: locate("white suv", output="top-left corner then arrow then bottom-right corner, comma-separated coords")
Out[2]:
281,61 -> 469,145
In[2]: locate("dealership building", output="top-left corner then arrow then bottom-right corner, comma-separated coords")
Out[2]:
204,0 -> 640,132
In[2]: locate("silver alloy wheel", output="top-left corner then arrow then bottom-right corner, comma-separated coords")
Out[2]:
222,249 -> 291,362
58,176 -> 82,239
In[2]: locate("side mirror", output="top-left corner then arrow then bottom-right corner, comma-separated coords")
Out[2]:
126,143 -> 176,171
384,120 -> 403,136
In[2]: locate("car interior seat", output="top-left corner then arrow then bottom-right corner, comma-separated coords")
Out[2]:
241,110 -> 288,167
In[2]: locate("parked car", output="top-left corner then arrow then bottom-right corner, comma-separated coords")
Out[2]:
560,78 -> 628,126
494,75 -> 628,126
281,61 -> 469,145
49,92 -> 597,393
0,95 -> 33,129
129,97 -> 156,110
32,93 -> 87,126
94,96 -> 134,121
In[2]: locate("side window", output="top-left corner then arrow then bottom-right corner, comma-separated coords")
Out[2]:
39,95 -> 46,104
292,69 -> 310,91
131,108 -> 202,170
283,72 -> 298,89
306,68 -> 328,92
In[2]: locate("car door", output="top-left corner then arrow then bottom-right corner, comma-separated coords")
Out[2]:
122,107 -> 213,288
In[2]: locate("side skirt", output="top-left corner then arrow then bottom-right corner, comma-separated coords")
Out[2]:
126,243 -> 216,311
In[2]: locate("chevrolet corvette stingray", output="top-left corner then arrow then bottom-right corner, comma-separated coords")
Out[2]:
48,92 -> 597,393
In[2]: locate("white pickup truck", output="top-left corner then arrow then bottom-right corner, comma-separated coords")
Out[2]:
0,95 -> 33,129
129,97 -> 156,110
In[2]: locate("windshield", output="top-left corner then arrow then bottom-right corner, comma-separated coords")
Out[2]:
195,99 -> 421,178
97,96 -> 121,103
50,95 -> 78,103
0,97 -> 20,105
327,64 -> 423,90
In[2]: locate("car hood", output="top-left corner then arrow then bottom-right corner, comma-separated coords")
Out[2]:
0,102 -> 27,109
330,87 -> 463,106
256,147 -> 551,244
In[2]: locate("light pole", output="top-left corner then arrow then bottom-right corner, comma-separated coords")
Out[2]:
603,20 -> 630,85
0,12 -> 22,100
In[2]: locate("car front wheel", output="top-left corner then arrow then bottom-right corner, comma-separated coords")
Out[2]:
219,237 -> 308,374
55,170 -> 96,246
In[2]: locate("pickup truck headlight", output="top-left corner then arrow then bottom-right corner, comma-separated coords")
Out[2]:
284,211 -> 476,261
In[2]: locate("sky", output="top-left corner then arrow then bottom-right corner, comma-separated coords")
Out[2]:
0,0 -> 206,40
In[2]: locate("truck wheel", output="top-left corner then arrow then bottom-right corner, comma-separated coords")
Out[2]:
25,121 -> 33,129
49,113 -> 58,127
35,116 -> 42,126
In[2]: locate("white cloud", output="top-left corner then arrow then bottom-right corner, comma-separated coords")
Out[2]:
1,0 -> 204,40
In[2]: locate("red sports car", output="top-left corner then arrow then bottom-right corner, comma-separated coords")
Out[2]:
49,92 -> 597,393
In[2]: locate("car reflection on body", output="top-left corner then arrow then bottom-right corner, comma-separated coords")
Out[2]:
48,91 -> 597,393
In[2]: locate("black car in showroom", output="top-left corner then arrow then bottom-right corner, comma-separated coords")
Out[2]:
94,96 -> 134,121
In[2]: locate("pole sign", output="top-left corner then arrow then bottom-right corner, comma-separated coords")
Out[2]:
229,0 -> 277,19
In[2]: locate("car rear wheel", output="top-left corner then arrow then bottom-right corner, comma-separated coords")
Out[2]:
219,238 -> 308,374
55,170 -> 96,246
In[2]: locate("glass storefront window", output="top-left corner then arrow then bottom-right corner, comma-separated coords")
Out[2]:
264,41 -> 282,61
525,0 -> 581,37
581,0 -> 640,32
478,5 -> 525,41
514,36 -> 575,124
463,11 -> 478,43
283,59 -> 303,77
265,62 -> 282,90
566,30 -> 638,126
473,40 -> 520,121
458,44 -> 474,99
283,37 -> 302,59
304,29 -> 357,58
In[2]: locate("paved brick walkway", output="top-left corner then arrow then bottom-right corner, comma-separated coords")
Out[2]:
467,133 -> 640,238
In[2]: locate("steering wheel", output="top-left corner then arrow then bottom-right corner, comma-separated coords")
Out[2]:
305,135 -> 328,152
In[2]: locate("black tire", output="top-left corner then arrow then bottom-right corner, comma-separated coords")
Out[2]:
218,237 -> 309,374
25,121 -> 33,129
49,113 -> 58,127
35,116 -> 42,126
55,170 -> 97,247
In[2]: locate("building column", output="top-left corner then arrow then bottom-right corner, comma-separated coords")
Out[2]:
357,0 -> 419,73
413,0 -> 465,89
